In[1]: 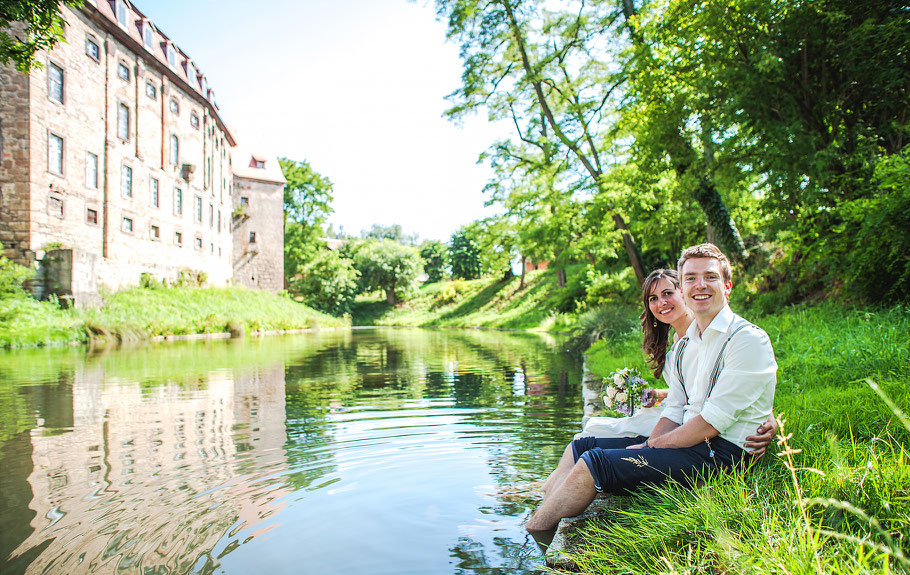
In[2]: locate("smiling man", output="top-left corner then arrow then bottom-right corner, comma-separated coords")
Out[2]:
525,243 -> 777,532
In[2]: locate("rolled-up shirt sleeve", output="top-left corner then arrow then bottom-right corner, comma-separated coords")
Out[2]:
660,344 -> 687,425
699,328 -> 777,434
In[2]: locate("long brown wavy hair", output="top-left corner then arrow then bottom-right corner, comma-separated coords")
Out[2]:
640,269 -> 680,378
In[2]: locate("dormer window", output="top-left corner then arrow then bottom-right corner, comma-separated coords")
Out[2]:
142,21 -> 154,51
167,43 -> 176,69
116,0 -> 129,29
250,156 -> 265,169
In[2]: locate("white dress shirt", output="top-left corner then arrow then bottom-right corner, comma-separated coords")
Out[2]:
661,305 -> 777,449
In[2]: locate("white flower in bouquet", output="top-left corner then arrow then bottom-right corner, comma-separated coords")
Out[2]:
613,373 -> 624,386
603,367 -> 651,417
615,391 -> 628,403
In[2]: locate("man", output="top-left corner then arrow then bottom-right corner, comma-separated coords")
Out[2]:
526,243 -> 777,531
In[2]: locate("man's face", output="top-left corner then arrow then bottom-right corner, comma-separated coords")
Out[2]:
681,257 -> 732,322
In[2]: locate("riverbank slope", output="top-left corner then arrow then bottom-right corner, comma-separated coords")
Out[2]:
351,265 -> 590,330
1,286 -> 346,348
555,304 -> 910,573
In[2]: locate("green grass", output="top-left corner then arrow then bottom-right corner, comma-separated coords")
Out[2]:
0,286 -> 346,348
559,304 -> 910,574
351,264 -> 587,330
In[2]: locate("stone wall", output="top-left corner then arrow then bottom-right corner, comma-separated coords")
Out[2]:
0,24 -> 32,264
232,176 -> 284,292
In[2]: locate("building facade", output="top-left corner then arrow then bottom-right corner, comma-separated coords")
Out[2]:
231,147 -> 286,292
0,1 -> 282,298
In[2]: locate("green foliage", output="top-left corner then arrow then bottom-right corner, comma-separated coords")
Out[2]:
583,266 -> 638,309
352,239 -> 422,305
291,250 -> 360,316
280,157 -> 334,282
449,228 -> 483,280
0,0 -> 82,71
565,303 -> 639,356
419,240 -> 449,283
361,223 -> 418,245
0,255 -> 34,297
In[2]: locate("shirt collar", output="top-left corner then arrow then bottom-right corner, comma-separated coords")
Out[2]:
686,305 -> 734,341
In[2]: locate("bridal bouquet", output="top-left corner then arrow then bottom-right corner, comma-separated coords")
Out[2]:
603,367 -> 651,416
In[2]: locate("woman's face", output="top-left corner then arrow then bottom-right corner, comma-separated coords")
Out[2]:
647,277 -> 687,326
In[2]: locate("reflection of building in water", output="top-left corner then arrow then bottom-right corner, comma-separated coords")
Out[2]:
11,363 -> 291,574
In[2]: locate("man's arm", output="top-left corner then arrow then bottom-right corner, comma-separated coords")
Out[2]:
647,415 -> 718,449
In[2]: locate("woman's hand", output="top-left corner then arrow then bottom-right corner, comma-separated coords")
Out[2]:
744,415 -> 779,457
642,388 -> 669,408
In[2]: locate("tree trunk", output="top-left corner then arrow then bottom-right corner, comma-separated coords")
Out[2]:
557,267 -> 567,288
519,256 -> 527,290
612,214 -> 646,285
693,177 -> 748,262
385,286 -> 397,305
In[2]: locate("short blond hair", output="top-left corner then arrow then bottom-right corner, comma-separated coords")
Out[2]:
678,243 -> 732,283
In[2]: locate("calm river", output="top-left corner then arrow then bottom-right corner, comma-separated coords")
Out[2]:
0,328 -> 583,575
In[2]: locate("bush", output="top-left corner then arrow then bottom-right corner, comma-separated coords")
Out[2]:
583,266 -> 638,308
565,303 -> 638,355
0,255 -> 34,297
292,250 -> 360,316
419,240 -> 449,283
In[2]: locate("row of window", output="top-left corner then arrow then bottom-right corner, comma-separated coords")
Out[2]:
47,131 -> 186,185
52,55 -> 201,130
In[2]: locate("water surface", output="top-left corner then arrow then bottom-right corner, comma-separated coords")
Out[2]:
0,328 -> 582,574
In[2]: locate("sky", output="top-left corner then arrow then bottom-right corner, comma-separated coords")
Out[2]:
140,0 -> 509,242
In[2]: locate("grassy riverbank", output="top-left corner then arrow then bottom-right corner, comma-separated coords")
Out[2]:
0,286 -> 346,348
564,304 -> 910,573
351,265 -> 588,330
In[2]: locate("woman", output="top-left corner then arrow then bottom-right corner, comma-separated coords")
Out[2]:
540,269 -> 777,497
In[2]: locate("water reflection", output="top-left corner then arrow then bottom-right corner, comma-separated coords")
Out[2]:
0,329 -> 581,574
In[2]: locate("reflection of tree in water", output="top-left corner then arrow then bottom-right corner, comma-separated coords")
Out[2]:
450,534 -> 543,574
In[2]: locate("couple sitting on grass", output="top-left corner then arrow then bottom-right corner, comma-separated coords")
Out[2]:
526,243 -> 778,532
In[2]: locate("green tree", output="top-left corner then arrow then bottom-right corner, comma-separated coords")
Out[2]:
280,158 -> 334,288
352,239 -> 422,304
419,240 -> 449,283
449,229 -> 483,280
438,0 -> 649,284
1,0 -> 82,71
293,250 -> 360,316
361,223 -> 418,245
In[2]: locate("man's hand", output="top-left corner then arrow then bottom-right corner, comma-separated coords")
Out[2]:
626,442 -> 648,449
744,415 -> 778,457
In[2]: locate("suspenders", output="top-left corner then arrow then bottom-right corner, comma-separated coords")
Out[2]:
672,317 -> 757,405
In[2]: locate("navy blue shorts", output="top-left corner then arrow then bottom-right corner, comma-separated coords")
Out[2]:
572,435 -> 746,494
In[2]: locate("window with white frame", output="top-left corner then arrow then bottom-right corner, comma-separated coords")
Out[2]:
85,152 -> 98,188
190,112 -> 199,129
122,216 -> 133,233
116,0 -> 129,28
208,203 -> 214,228
150,177 -> 159,207
117,103 -> 130,140
194,195 -> 202,222
143,21 -> 154,51
169,134 -> 179,165
145,81 -> 156,99
173,186 -> 182,215
48,62 -> 63,104
121,164 -> 132,198
117,62 -> 130,81
169,98 -> 179,114
194,235 -> 203,250
48,132 -> 63,175
150,224 -> 160,241
86,208 -> 98,225
86,37 -> 100,60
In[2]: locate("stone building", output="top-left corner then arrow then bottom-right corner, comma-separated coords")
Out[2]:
0,1 -> 284,301
231,146 -> 285,292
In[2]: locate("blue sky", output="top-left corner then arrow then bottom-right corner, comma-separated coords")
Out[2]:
139,0 -> 508,241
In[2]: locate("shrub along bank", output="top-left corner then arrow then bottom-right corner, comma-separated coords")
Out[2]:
563,304 -> 910,573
